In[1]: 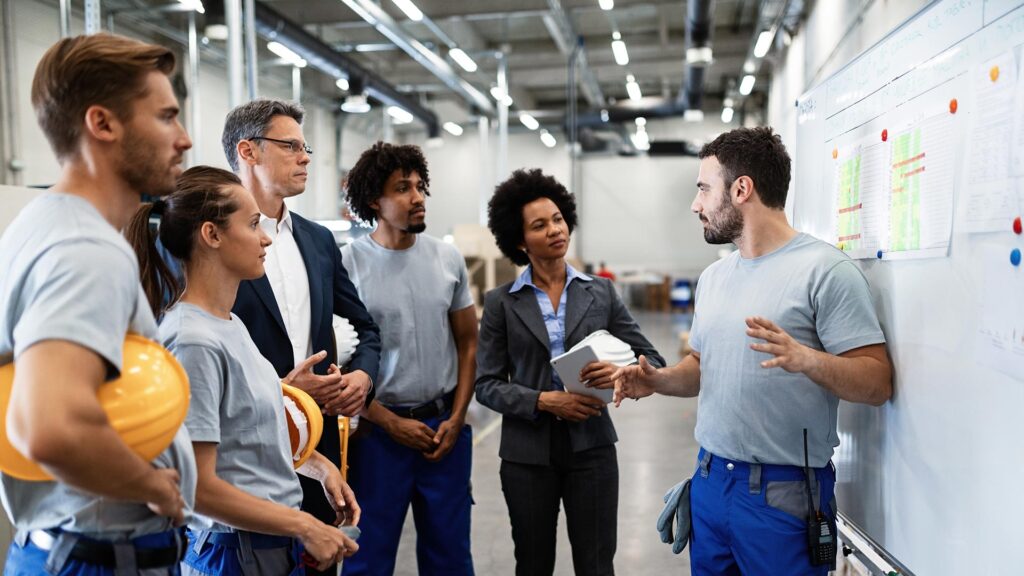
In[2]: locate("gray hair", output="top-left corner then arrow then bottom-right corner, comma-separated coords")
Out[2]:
221,98 -> 305,171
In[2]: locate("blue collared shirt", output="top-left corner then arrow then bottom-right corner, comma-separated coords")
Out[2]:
509,264 -> 592,390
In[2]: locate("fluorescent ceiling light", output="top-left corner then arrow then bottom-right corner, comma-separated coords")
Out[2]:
626,75 -> 642,102
684,110 -> 704,122
686,46 -> 713,65
540,131 -> 557,148
721,107 -> 735,123
387,106 -> 414,124
599,0 -> 614,10
267,42 -> 306,68
178,0 -> 205,14
519,113 -> 540,131
336,78 -> 349,91
743,60 -> 756,73
753,30 -> 774,58
723,97 -> 735,108
611,38 -> 629,66
490,86 -> 513,107
631,129 -> 650,151
443,122 -> 464,136
635,116 -> 646,127
449,48 -> 478,73
205,23 -> 228,40
739,74 -> 755,95
341,94 -> 371,113
390,0 -> 423,22
426,136 -> 443,148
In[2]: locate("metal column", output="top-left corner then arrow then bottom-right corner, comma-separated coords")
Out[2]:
84,0 -> 101,34
187,11 -> 201,164
496,53 -> 508,185
225,0 -> 244,107
59,0 -> 70,37
1,0 -> 22,185
477,116 -> 490,226
291,66 -> 301,103
244,0 -> 258,99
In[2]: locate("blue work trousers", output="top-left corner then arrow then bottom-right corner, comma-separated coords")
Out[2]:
181,530 -> 304,576
4,529 -> 183,576
341,413 -> 473,576
689,448 -> 837,576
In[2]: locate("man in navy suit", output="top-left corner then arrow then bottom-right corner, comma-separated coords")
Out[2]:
222,99 -> 381,575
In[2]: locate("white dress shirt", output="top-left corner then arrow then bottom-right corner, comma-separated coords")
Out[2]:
260,205 -> 312,368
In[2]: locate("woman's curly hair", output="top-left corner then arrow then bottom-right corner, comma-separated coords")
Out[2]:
487,168 -> 578,266
344,141 -> 430,224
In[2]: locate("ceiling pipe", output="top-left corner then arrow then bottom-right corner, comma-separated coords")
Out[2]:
251,1 -> 440,137
568,0 -> 715,130
339,0 -> 494,116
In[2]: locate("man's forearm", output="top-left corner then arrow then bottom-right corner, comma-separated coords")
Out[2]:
654,354 -> 702,398
802,347 -> 892,406
450,342 -> 476,422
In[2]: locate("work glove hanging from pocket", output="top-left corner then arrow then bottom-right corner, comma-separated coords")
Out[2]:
656,478 -> 692,554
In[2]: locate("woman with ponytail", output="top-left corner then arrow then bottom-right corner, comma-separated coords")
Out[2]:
126,166 -> 360,575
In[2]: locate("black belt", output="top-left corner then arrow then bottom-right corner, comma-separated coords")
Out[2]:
32,529 -> 187,569
385,391 -> 455,420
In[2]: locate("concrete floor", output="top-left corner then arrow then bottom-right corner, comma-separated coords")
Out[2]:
390,311 -> 700,576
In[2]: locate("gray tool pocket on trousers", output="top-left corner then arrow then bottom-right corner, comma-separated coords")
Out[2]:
765,480 -> 818,521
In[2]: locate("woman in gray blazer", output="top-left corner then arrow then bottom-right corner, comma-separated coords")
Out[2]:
475,169 -> 665,576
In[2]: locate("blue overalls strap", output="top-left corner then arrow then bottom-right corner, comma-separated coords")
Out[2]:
191,530 -> 211,555
42,531 -> 77,575
112,541 -> 138,576
237,531 -> 257,567
748,463 -> 762,495
699,449 -> 712,478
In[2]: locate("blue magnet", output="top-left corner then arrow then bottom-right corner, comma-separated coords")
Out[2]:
1012,248 -> 1022,267
876,250 -> 883,259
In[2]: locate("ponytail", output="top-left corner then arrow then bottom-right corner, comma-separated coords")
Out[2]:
125,201 -> 182,318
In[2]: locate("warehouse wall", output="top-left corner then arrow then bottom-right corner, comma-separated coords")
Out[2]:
2,0 -> 359,221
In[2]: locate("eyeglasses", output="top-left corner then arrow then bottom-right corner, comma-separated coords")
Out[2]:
249,136 -> 313,156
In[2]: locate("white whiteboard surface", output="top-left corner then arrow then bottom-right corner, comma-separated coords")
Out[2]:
793,1 -> 1024,574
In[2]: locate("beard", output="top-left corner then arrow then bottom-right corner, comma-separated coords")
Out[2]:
118,130 -> 178,197
701,197 -> 744,244
405,222 -> 427,234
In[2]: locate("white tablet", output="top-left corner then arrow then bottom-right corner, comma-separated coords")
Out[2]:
550,344 -> 613,404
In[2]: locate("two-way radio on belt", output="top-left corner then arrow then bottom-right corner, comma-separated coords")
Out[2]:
804,428 -> 837,566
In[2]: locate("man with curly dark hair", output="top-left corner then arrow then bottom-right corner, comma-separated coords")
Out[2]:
476,168 -> 664,576
340,142 -> 478,576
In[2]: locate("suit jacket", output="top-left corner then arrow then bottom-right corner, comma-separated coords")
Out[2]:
232,210 -> 381,467
475,275 -> 664,466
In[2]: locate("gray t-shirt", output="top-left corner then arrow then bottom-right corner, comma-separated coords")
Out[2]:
690,233 -> 886,468
159,303 -> 302,533
0,192 -> 196,538
341,234 -> 473,406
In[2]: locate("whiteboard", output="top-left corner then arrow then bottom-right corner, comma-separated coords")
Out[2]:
793,1 -> 1024,574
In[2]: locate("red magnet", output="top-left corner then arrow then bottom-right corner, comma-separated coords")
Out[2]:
949,98 -> 958,114
1014,216 -> 1022,235
881,129 -> 888,142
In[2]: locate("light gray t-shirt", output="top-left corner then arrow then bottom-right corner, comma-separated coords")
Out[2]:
341,234 -> 473,406
689,233 -> 886,468
159,303 -> 302,533
0,192 -> 196,539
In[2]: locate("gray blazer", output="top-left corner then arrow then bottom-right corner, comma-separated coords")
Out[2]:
475,275 -> 665,466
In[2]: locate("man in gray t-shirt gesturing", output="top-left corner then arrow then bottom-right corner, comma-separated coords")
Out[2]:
615,127 -> 892,576
340,142 -> 477,576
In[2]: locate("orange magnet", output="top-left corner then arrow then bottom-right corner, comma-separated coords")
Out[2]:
832,148 -> 838,159
949,98 -> 958,114
881,129 -> 888,142
990,66 -> 1000,82
1014,216 -> 1022,235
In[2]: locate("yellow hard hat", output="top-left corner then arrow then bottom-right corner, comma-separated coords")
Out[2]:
282,382 -> 322,469
0,334 -> 190,482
